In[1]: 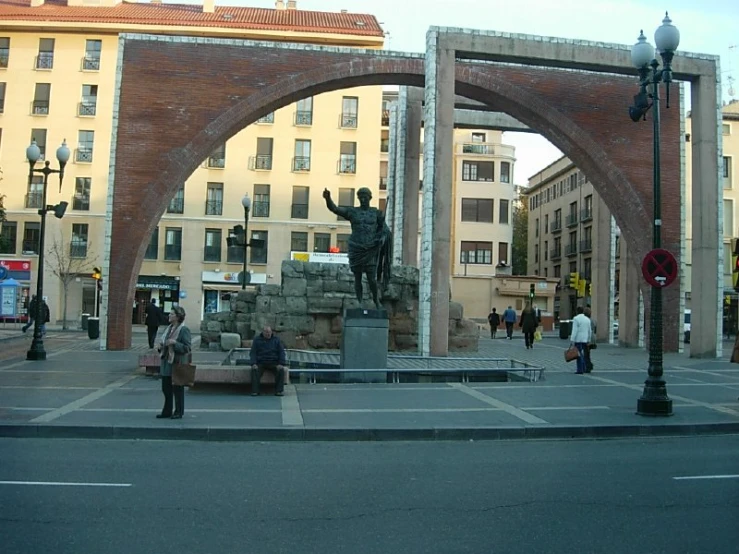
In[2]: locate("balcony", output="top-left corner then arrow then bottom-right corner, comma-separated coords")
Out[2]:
252,200 -> 270,218
565,243 -> 578,257
203,246 -> 221,263
69,243 -> 88,258
379,177 -> 388,190
81,56 -> 100,71
340,113 -> 358,129
205,200 -> 223,216
566,213 -> 579,227
25,192 -> 43,209
550,247 -> 562,261
248,155 -> 272,171
164,245 -> 181,261
551,219 -> 562,233
292,156 -> 311,172
206,156 -> 225,169
580,207 -> 593,222
338,157 -> 356,174
381,110 -> 390,127
256,112 -> 274,124
22,240 -> 39,255
294,110 -> 313,126
72,195 -> 90,211
380,138 -> 389,153
461,143 -> 495,155
0,52 -> 8,68
31,100 -> 49,115
78,102 -> 96,116
580,239 -> 592,253
35,52 -> 53,70
291,203 -> 309,219
167,198 -> 184,214
75,149 -> 93,163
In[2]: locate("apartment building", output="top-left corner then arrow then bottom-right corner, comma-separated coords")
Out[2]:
0,0 -> 386,324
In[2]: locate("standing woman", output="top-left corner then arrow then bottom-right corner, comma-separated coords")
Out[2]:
156,306 -> 191,419
519,302 -> 538,349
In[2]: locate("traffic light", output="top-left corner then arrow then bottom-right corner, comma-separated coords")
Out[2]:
529,283 -> 535,300
588,283 -> 592,297
92,267 -> 101,280
227,225 -> 245,247
577,278 -> 586,298
733,239 -> 739,292
568,272 -> 579,289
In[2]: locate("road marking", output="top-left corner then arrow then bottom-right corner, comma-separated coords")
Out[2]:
0,481 -> 132,487
281,385 -> 304,426
673,475 -> 739,481
30,374 -> 139,423
448,382 -> 548,424
0,386 -> 99,390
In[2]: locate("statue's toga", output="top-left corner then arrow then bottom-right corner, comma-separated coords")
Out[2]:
322,187 -> 392,309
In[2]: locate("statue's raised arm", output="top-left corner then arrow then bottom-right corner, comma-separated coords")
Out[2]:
323,189 -> 351,221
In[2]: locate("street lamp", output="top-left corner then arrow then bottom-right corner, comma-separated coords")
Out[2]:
227,194 -> 252,290
629,12 -> 680,416
25,138 -> 70,361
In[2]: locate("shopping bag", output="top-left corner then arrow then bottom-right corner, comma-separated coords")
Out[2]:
172,363 -> 197,387
534,330 -> 542,342
564,345 -> 579,362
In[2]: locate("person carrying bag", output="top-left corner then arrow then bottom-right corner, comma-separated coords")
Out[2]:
155,306 -> 192,420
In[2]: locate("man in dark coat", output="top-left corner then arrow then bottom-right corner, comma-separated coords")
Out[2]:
249,325 -> 287,396
487,308 -> 500,339
519,302 -> 539,349
144,299 -> 164,349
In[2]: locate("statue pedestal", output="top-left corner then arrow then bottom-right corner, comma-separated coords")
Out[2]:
340,308 -> 389,383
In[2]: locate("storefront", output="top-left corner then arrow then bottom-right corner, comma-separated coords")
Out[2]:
0,259 -> 32,322
202,270 -> 266,318
134,275 -> 180,324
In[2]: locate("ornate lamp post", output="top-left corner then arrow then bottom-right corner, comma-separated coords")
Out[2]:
227,193 -> 252,290
628,12 -> 680,416
25,138 -> 71,361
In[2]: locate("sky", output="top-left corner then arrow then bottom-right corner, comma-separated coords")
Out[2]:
177,0 -> 739,184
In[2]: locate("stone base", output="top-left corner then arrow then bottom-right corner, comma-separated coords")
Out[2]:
340,308 -> 389,383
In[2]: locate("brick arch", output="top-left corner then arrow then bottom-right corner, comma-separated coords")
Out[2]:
107,37 -> 677,349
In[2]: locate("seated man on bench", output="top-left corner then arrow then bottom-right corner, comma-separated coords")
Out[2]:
250,325 -> 286,397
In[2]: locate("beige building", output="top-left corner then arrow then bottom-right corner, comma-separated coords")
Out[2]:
0,0 -> 386,324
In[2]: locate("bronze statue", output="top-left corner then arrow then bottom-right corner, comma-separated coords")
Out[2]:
322,187 -> 392,309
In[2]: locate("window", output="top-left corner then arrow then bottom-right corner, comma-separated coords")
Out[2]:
70,223 -> 88,258
205,183 -> 223,216
144,227 -> 159,260
76,130 -> 94,163
257,112 -> 274,124
32,83 -> 50,115
252,138 -> 273,170
499,199 -> 510,224
582,194 -> 593,220
337,188 -> 355,221
462,161 -> 494,182
79,84 -> 97,116
164,228 -> 182,261
553,208 -> 562,231
723,123 -> 731,135
291,186 -> 309,219
471,132 -> 486,142
554,265 -> 561,279
293,140 -> 311,171
83,39 -> 101,70
544,214 -> 549,233
341,96 -> 358,128
226,235 -> 244,263
204,229 -> 222,262
500,161 -> 511,183
0,82 -> 5,113
0,221 -> 17,254
724,199 -> 734,237
249,231 -> 268,264
380,162 -> 388,190
314,233 -> 331,253
460,241 -> 493,264
498,242 -> 509,265
535,217 -> 539,237
291,231 -> 308,252
253,184 -> 270,217
339,142 -> 357,174
23,222 -> 41,255
583,257 -> 592,281
379,198 -> 387,213
460,198 -> 493,223
168,185 -> 184,214
534,246 -> 539,264
207,144 -> 225,168
73,177 -> 91,211
26,176 -> 43,209
544,240 -> 548,261
295,96 -> 313,125
36,38 -> 54,69
0,37 -> 9,68
337,233 -> 350,253
724,156 -> 732,188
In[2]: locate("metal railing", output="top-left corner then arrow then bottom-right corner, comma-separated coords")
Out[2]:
205,200 -> 223,216
35,52 -> 53,69
580,207 -> 593,222
565,213 -> 578,227
381,110 -> 390,126
203,245 -> 221,262
81,56 -> 100,71
292,156 -> 310,172
257,112 -> 274,124
462,143 -> 494,155
31,100 -> 49,115
550,247 -> 562,260
340,113 -> 358,128
72,195 -> 90,211
294,110 -> 313,126
565,243 -> 578,257
75,149 -> 93,163
380,139 -> 389,153
69,243 -> 88,258
379,177 -> 388,190
338,158 -> 356,174
0,52 -> 8,68
164,244 -> 181,261
580,240 -> 592,253
551,220 -> 563,233
22,240 -> 39,255
207,156 -> 225,169
252,200 -> 270,218
167,198 -> 184,214
25,193 -> 43,209
78,102 -> 96,116
249,155 -> 272,170
291,203 -> 309,219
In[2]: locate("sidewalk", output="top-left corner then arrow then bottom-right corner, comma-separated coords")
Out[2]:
1,332 -> 738,441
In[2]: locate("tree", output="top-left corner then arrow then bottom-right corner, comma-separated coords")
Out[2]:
511,196 -> 529,275
47,232 -> 96,330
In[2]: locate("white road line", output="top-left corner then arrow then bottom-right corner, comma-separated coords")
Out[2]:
448,382 -> 548,424
281,385 -> 304,426
75,408 -> 282,413
673,475 -> 739,481
30,374 -> 139,423
0,481 -> 132,487
301,408 -> 501,413
0,386 -> 99,390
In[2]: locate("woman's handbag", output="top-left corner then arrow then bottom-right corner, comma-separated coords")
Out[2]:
172,363 -> 196,387
564,345 -> 580,362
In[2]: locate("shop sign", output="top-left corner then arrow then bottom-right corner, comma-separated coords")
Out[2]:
290,251 -> 348,264
0,259 -> 32,281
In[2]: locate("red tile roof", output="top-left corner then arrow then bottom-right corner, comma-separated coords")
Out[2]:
0,0 -> 385,38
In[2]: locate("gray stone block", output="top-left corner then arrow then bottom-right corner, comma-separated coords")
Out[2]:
324,280 -> 355,294
236,290 -> 257,303
281,260 -> 305,278
285,296 -> 308,315
275,315 -> 315,334
235,322 -> 252,339
449,301 -> 464,320
206,321 -> 222,332
256,296 -> 270,312
306,279 -> 324,296
259,284 -> 281,296
233,301 -> 250,313
269,296 -> 287,314
337,266 -> 354,281
282,277 -> 307,296
209,342 -> 221,351
235,313 -> 251,322
220,332 -> 241,351
307,297 -> 344,314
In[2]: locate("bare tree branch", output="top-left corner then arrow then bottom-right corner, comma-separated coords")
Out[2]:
46,230 -> 96,330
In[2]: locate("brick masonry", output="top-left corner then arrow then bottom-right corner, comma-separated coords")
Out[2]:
106,34 -> 680,351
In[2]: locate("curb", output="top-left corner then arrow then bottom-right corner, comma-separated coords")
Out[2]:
1,422 -> 738,442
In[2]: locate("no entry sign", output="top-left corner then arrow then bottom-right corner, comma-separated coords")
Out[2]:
641,248 -> 678,288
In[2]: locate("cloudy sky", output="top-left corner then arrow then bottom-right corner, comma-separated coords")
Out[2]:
180,0 -> 739,183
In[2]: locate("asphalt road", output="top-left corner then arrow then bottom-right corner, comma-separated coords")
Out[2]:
1,436 -> 738,553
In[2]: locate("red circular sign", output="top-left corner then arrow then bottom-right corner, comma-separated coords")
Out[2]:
641,248 -> 678,288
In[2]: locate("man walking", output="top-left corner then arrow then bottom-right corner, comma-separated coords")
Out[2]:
502,306 -> 517,340
145,298 -> 164,349
569,307 -> 592,375
584,307 -> 597,373
487,308 -> 500,339
250,325 -> 287,396
22,295 -> 38,333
